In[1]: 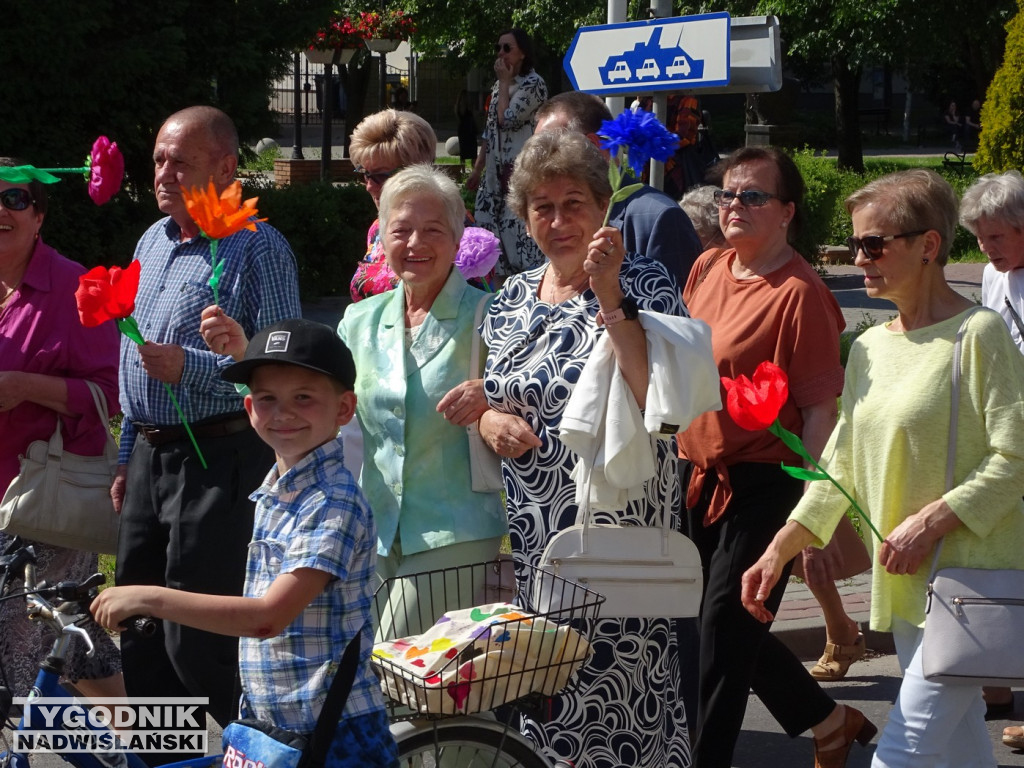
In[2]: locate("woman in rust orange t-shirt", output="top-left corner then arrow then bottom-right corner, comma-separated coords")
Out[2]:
677,147 -> 873,768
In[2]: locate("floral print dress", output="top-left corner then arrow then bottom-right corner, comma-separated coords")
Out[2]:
474,71 -> 548,278
481,255 -> 691,768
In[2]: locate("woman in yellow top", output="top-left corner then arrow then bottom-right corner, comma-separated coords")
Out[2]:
742,169 -> 1024,768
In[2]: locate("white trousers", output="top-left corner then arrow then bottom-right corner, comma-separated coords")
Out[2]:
871,618 -> 995,768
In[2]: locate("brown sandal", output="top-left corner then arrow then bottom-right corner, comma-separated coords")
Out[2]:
810,634 -> 866,681
814,705 -> 878,768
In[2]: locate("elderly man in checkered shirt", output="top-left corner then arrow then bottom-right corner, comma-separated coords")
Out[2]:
112,105 -> 301,743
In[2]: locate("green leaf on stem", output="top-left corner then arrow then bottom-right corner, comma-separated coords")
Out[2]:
780,463 -> 829,482
769,420 -> 814,463
610,183 -> 644,204
116,317 -> 145,346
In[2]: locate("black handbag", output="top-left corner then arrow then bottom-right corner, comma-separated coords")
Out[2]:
222,632 -> 361,768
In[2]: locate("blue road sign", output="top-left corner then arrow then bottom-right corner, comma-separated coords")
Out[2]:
564,12 -> 730,95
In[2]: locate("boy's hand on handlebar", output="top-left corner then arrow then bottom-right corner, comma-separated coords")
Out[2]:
91,586 -> 153,632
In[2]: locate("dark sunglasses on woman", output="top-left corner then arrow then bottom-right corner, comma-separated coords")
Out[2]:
713,189 -> 776,208
354,168 -> 396,186
0,189 -> 34,212
845,230 -> 927,261
494,43 -> 513,53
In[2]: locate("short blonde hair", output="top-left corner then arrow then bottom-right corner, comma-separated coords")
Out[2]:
378,164 -> 465,243
844,169 -> 959,266
349,109 -> 437,169
507,131 -> 612,220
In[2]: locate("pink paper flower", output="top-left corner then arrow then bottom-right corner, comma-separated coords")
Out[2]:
88,136 -> 124,205
455,227 -> 500,279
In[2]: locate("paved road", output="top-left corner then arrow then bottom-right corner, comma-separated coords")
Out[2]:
736,652 -> 1024,768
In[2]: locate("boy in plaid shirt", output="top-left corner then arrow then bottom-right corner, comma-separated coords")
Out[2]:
94,318 -> 398,768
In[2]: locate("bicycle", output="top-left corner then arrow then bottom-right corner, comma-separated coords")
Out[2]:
0,539 -> 218,768
372,559 -> 605,768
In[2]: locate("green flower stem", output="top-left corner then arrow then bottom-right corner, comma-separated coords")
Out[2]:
117,316 -> 209,470
161,383 -> 208,470
37,167 -> 90,174
206,236 -> 222,306
601,149 -> 643,227
768,420 -> 884,542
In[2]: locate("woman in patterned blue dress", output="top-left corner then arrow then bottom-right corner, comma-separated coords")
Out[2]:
478,131 -> 690,768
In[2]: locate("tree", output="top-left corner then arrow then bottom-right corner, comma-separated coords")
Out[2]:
1,0 -> 335,199
0,0 -> 335,264
974,1 -> 1024,173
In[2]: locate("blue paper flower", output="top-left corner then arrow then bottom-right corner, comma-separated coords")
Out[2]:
598,110 -> 679,178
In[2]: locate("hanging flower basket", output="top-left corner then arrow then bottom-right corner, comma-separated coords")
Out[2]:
365,38 -> 401,53
304,48 -> 336,65
304,47 -> 358,65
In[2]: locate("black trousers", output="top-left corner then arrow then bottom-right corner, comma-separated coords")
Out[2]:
688,462 -> 835,768
116,423 -> 274,746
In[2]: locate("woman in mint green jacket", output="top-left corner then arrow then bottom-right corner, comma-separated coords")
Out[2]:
338,165 -> 506,637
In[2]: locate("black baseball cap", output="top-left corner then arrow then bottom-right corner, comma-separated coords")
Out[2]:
222,318 -> 356,390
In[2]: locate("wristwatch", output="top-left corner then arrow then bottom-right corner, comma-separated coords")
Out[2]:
597,297 -> 639,326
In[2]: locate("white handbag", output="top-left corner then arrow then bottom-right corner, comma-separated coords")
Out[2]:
922,309 -> 1024,685
467,293 -> 502,493
0,381 -> 119,554
535,459 -> 703,618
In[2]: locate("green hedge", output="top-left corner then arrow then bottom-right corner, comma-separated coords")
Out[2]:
241,178 -> 377,298
790,151 -> 980,262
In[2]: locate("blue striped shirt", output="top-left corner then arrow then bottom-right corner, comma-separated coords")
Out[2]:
118,217 -> 300,463
239,437 -> 386,733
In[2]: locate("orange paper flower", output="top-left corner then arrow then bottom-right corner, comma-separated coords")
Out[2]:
182,179 -> 265,239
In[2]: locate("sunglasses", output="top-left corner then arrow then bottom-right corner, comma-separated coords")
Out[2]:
845,230 -> 927,261
713,189 -> 777,208
0,188 -> 34,212
355,168 -> 396,186
495,43 -> 514,53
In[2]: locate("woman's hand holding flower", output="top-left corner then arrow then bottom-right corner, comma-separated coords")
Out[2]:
437,379 -> 489,427
879,498 -> 962,575
200,306 -> 248,361
586,225 -> 626,306
479,409 -> 542,458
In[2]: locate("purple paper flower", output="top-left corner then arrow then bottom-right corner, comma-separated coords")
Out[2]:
88,136 -> 124,206
598,110 -> 679,178
455,227 -> 500,279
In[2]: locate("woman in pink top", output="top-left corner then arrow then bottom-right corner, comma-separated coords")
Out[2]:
0,158 -> 123,699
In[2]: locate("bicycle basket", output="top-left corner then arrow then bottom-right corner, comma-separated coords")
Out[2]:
371,559 -> 604,717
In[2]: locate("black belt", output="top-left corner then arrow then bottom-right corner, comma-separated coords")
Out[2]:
135,412 -> 251,446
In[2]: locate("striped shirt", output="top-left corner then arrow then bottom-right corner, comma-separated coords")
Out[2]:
118,217 -> 300,463
239,437 -> 386,734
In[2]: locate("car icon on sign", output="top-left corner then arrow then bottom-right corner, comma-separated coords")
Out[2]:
607,61 -> 631,82
636,59 -> 660,80
666,55 -> 692,78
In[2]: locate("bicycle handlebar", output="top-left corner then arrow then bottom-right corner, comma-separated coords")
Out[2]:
123,615 -> 158,637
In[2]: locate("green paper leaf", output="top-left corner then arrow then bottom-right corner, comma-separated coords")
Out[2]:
0,165 -> 62,184
769,421 -> 814,462
610,183 -> 644,204
780,463 -> 829,482
116,317 -> 146,346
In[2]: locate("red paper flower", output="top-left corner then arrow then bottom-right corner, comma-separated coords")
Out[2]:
76,261 -> 141,327
88,136 -> 124,205
721,361 -> 788,431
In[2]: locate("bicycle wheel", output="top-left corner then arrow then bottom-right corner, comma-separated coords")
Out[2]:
394,721 -> 551,768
